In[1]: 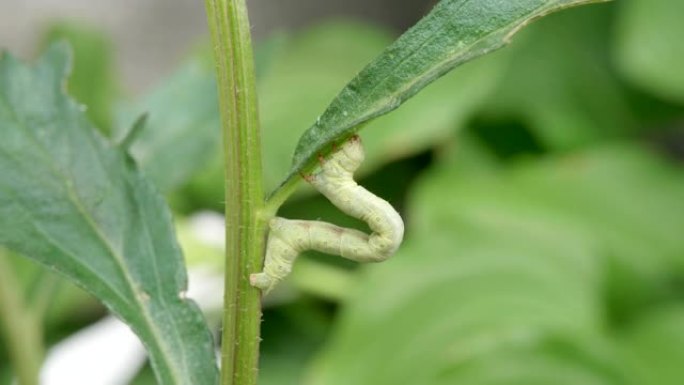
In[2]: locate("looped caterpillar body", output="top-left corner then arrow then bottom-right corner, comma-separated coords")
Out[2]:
250,136 -> 404,293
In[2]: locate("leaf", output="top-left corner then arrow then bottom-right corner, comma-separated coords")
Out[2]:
171,21 -> 503,207
0,44 -> 218,384
614,0 -> 684,103
619,306 -> 684,385
259,21 -> 505,192
307,225 -> 615,385
281,0 -> 610,190
116,52 -> 220,193
40,22 -> 118,134
307,144 -> 684,385
478,4 -> 639,150
413,144 -> 684,319
116,36 -> 288,196
260,301 -> 331,385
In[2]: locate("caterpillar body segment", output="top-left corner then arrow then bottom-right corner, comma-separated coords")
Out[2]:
250,136 -> 404,293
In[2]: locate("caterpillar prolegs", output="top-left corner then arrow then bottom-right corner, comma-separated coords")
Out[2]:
250,136 -> 404,293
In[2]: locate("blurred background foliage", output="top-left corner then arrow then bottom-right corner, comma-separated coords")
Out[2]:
1,0 -> 684,384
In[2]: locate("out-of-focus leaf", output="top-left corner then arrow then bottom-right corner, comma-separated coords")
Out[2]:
116,54 -> 220,193
432,335 -> 627,385
260,301 -> 331,385
414,144 -> 684,319
619,306 -> 684,385
307,225 -> 613,385
479,4 -> 638,150
40,22 -> 117,134
0,45 -> 218,384
614,0 -> 684,103
280,0 -> 609,191
117,35 -> 290,197
308,143 -> 684,385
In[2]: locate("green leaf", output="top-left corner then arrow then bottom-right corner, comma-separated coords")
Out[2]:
413,144 -> 684,319
478,4 -> 639,150
172,21 -> 503,207
308,226 -> 614,385
614,0 -> 684,103
116,53 -> 220,193
619,306 -> 684,385
0,44 -> 218,385
281,0 -> 609,190
116,37 -> 287,196
40,22 -> 118,134
308,144 -> 684,385
259,21 -> 505,192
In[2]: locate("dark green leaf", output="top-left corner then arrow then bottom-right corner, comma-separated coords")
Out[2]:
0,44 -> 218,385
281,0 -> 609,190
259,21 -> 505,192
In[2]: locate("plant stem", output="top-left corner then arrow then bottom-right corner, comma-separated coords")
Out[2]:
0,251 -> 43,385
204,1 -> 265,384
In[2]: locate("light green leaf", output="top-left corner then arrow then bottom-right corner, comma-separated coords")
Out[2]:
281,0 -> 609,190
614,0 -> 684,103
0,44 -> 218,385
116,53 -> 220,193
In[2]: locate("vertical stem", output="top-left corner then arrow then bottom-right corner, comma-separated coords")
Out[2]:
204,1 -> 265,385
0,251 -> 43,385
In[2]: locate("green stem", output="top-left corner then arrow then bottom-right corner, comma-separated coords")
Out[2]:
0,251 -> 43,385
204,1 -> 265,385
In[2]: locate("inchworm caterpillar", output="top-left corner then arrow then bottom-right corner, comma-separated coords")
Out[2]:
250,136 -> 404,293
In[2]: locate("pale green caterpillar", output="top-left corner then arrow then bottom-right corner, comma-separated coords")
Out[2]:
250,135 -> 404,293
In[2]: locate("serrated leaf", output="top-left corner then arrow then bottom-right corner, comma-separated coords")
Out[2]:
40,22 -> 118,134
0,44 -> 218,384
281,0 -> 609,190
